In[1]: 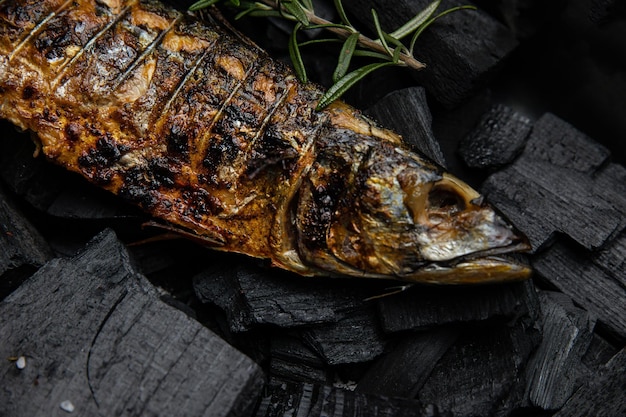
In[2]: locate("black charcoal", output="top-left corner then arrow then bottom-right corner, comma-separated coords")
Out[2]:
458,104 -> 532,169
377,280 -> 539,332
532,241 -> 626,341
366,87 -> 446,167
581,333 -> 621,371
192,260 -> 256,332
524,291 -> 595,410
303,307 -> 387,365
193,255 -> 388,332
0,183 -> 53,299
343,0 -> 518,107
255,381 -> 437,417
416,321 -> 541,417
593,230 -> 626,287
522,113 -> 610,174
269,335 -> 330,384
553,348 -> 626,417
482,122 -> 624,251
356,328 -> 459,398
0,230 -> 263,417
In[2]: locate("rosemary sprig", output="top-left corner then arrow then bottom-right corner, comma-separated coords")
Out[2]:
189,0 -> 476,109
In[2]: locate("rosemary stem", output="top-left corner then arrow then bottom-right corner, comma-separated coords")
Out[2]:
257,0 -> 426,71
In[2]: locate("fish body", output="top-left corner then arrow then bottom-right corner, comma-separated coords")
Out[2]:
0,0 -> 530,283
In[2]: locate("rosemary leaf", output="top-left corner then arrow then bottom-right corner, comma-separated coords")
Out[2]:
391,44 -> 403,64
333,0 -> 353,27
304,23 -> 353,31
351,50 -> 393,60
371,9 -> 392,57
187,0 -> 472,107
316,61 -> 395,110
298,38 -> 343,47
300,0 -> 314,11
333,32 -> 360,82
280,0 -> 310,25
189,0 -> 220,11
389,0 -> 440,40
289,22 -> 308,83
238,8 -> 282,19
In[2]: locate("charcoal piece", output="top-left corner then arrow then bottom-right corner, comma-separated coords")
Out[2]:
255,381 -> 437,417
522,113 -> 610,174
356,328 -> 459,398
192,261 -> 256,332
458,104 -> 532,169
532,241 -> 626,341
593,230 -> 626,287
483,157 -> 623,252
416,321 -> 541,417
524,291 -> 596,410
193,255 -> 388,332
343,0 -> 518,107
269,335 -> 330,384
0,230 -> 264,417
377,280 -> 539,332
303,307 -> 387,365
581,333 -> 621,371
0,183 -> 53,299
481,113 -> 624,251
366,87 -> 446,167
553,348 -> 626,417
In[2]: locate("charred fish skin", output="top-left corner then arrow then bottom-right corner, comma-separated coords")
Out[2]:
0,0 -> 531,284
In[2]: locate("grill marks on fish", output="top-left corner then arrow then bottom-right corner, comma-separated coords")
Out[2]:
8,0 -> 73,60
2,0 -> 322,251
1,0 -> 532,282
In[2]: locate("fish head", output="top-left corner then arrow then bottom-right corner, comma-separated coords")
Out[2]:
297,142 -> 531,284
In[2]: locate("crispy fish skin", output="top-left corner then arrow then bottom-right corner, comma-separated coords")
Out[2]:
0,0 -> 531,283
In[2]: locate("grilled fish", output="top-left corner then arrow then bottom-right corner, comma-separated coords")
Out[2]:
0,0 -> 531,284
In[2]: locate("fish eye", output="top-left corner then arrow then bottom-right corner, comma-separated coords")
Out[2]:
428,186 -> 466,214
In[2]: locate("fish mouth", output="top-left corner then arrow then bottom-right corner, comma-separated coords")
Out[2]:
400,240 -> 532,285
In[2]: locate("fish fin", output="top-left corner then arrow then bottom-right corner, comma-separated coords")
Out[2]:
140,221 -> 226,247
364,284 -> 414,301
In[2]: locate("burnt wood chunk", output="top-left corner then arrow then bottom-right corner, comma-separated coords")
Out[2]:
255,381 -> 434,417
356,328 -> 459,398
458,104 -> 532,169
377,280 -> 539,332
416,321 -> 541,417
553,348 -> 626,417
0,183 -> 53,299
581,333 -> 621,371
594,230 -> 626,288
522,113 -> 610,174
303,307 -> 387,365
269,335 -> 330,384
532,241 -> 626,341
0,230 -> 263,417
482,114 -> 624,251
192,256 -> 388,333
343,0 -> 518,107
524,291 -> 596,410
366,87 -> 446,167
